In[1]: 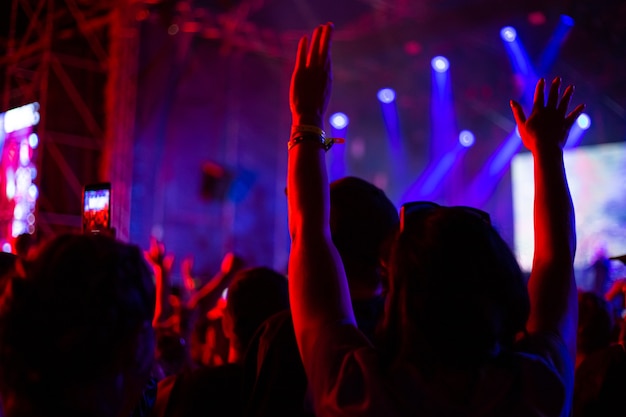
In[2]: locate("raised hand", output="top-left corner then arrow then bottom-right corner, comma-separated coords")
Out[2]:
181,256 -> 196,291
510,77 -> 585,153
145,237 -> 174,276
289,22 -> 334,127
220,252 -> 245,276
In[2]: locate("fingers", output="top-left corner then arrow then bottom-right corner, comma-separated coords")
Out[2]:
558,85 -> 575,117
510,100 -> 527,126
307,25 -> 323,67
564,103 -> 586,129
319,22 -> 333,69
532,78 -> 546,111
295,36 -> 308,72
304,23 -> 333,68
546,77 -> 561,108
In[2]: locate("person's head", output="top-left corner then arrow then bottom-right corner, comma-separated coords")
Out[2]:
329,176 -> 399,298
380,203 -> 529,369
577,291 -> 613,359
222,267 -> 289,362
0,233 -> 155,417
14,233 -> 36,259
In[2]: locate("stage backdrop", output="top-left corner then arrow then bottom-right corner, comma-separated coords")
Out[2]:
130,15 -> 292,280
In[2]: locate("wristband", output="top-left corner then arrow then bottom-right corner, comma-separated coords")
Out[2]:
291,124 -> 325,138
288,134 -> 346,152
289,124 -> 345,151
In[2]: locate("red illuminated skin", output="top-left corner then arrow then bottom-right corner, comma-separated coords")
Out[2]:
287,22 -> 358,358
511,77 -> 585,360
288,22 -> 584,414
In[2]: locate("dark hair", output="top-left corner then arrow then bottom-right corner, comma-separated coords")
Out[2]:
578,291 -> 613,356
14,233 -> 35,259
329,177 -> 399,289
225,267 -> 289,354
0,233 -> 155,413
379,207 -> 529,369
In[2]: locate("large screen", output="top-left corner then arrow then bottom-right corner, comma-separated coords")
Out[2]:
512,142 -> 626,282
0,103 -> 40,251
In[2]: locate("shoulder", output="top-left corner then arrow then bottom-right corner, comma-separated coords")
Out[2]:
510,332 -> 574,416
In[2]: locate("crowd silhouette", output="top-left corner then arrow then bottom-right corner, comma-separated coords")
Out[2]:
1,21 -> 625,417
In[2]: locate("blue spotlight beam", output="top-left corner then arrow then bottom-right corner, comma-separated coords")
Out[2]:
377,88 -> 407,198
537,15 -> 574,76
400,144 -> 466,204
328,124 -> 348,181
401,56 -> 462,205
564,113 -> 591,149
501,26 -> 538,107
466,130 -> 523,208
464,19 -> 572,207
430,59 -> 456,161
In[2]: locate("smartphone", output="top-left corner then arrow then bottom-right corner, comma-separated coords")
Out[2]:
82,182 -> 111,233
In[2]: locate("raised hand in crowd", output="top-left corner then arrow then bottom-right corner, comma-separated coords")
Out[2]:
511,77 -> 584,358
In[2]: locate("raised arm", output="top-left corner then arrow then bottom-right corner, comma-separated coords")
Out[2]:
145,238 -> 175,328
510,77 -> 584,357
186,252 -> 244,312
287,23 -> 356,360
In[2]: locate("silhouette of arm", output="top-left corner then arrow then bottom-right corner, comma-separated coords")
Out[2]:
511,77 -> 584,358
287,23 -> 357,364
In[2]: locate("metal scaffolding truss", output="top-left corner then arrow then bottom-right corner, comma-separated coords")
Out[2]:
139,0 -> 416,59
1,0 -> 138,238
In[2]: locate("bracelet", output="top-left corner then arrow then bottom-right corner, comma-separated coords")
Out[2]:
288,134 -> 345,152
291,124 -> 325,138
288,124 -> 346,151
288,134 -> 325,151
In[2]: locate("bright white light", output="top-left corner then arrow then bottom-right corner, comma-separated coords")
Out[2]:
28,184 -> 38,200
29,133 -> 39,148
20,140 -> 30,166
6,169 -> 15,200
330,112 -> 349,129
431,56 -> 449,73
11,220 -> 25,238
577,113 -> 591,130
2,243 -> 11,253
377,88 -> 396,104
16,168 -> 30,193
4,103 -> 40,133
459,130 -> 475,147
500,26 -> 517,42
14,204 -> 24,220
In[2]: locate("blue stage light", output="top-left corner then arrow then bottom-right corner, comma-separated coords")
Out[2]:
500,26 -> 517,42
577,113 -> 591,130
377,88 -> 396,104
329,112 -> 349,129
431,56 -> 449,73
560,14 -> 574,27
459,130 -> 475,147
